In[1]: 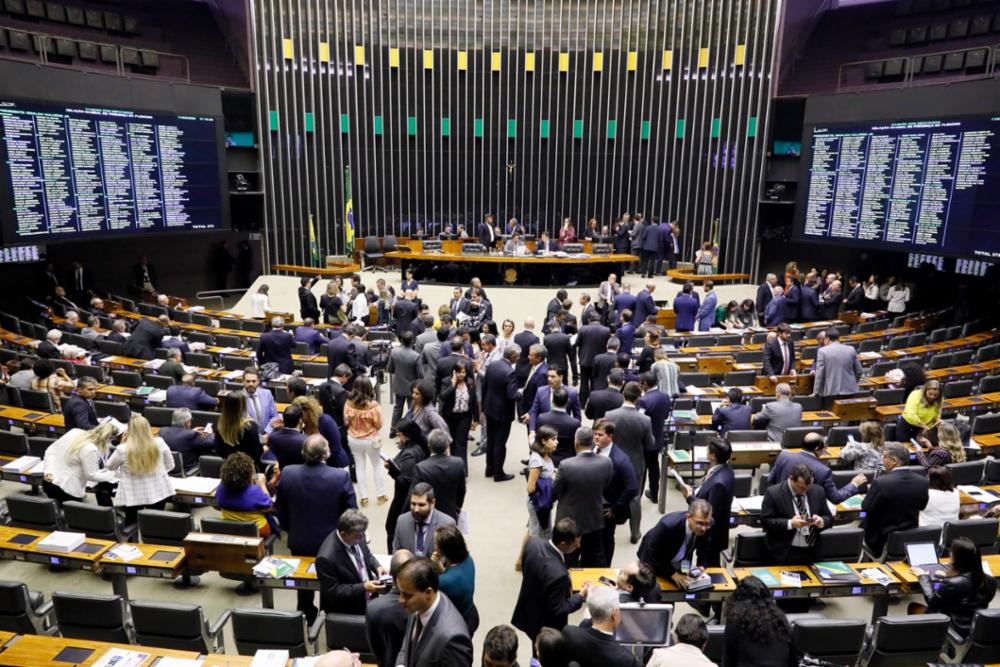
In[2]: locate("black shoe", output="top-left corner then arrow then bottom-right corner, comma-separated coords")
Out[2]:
644,490 -> 657,502
494,473 -> 515,482
629,534 -> 640,544
485,469 -> 494,478
471,447 -> 486,457
520,458 -> 529,466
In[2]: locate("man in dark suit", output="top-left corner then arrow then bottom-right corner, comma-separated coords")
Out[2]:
768,432 -> 866,503
257,317 -> 296,375
613,285 -> 637,327
761,463 -> 832,565
478,214 -> 498,248
318,364 -> 351,428
593,419 -> 639,567
165,374 -> 218,410
544,290 -> 568,329
862,442 -> 929,557
123,315 -> 167,360
315,508 -> 386,615
327,325 -> 359,380
159,407 -> 214,471
673,283 -> 699,333
563,586 -> 641,667
762,323 -> 796,380
512,518 -> 588,641
654,220 -> 674,276
638,372 -> 671,503
640,217 -> 662,278
277,435 -> 357,622
591,338 -> 619,394
535,230 -> 558,254
106,320 -> 128,345
482,347 -> 521,482
447,287 -> 470,320
605,382 -> 654,543
62,377 -> 99,430
392,482 -> 456,557
554,426 -> 613,567
585,368 -> 625,421
298,276 -> 321,321
756,273 -> 777,322
268,405 -> 308,468
293,318 -> 330,355
392,291 -> 420,338
633,283 -> 658,327
537,388 -> 583,465
575,313 -> 610,408
513,319 -> 540,384
394,558 -> 473,667
784,278 -> 801,324
411,430 -> 466,519
800,279 -> 821,322
542,324 -> 577,386
764,286 -> 787,327
366,549 -> 415,667
819,280 -> 844,320
517,343 -> 549,417
636,500 -> 713,585
526,365 -> 582,435
680,438 -> 735,567
843,276 -> 865,312
36,331 -> 62,360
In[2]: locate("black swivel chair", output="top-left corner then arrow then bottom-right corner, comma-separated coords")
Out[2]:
131,600 -> 230,653
780,427 -> 825,450
941,519 -> 999,555
198,455 -> 224,478
231,608 -> 323,657
144,374 -> 175,390
94,400 -> 130,422
144,406 -> 175,427
815,527 -> 864,562
723,370 -> 757,386
944,460 -> 985,486
972,412 -> 1000,437
793,618 -> 867,667
137,509 -> 198,587
0,430 -> 29,457
19,389 -> 53,412
360,236 -> 385,272
0,581 -> 55,634
111,370 -> 142,388
6,495 -> 60,530
862,614 -> 950,667
942,379 -> 975,399
878,526 -> 942,561
73,365 -> 104,383
874,388 -> 906,406
979,376 -> 1000,394
52,592 -> 131,643
679,372 -> 711,388
61,502 -> 137,543
723,531 -> 770,568
325,613 -> 376,662
189,410 -> 219,430
949,608 -> 1000,663
27,437 -> 55,459
826,426 -> 862,446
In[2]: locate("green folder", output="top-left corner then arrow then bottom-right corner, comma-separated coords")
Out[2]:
672,450 -> 691,462
750,568 -> 779,587
842,495 -> 863,508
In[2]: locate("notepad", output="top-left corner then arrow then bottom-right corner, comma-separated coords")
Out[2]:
750,568 -> 780,587
841,495 -> 864,509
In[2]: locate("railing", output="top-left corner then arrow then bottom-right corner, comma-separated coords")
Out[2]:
837,42 -> 999,92
194,288 -> 247,310
0,25 -> 191,83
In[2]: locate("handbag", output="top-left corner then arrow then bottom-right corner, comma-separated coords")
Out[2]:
530,477 -> 555,531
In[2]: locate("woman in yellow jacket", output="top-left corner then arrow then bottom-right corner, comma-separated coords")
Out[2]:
897,379 -> 942,442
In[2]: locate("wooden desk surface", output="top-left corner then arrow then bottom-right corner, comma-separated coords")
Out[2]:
0,406 -> 50,424
0,526 -> 113,564
876,391 -> 1000,419
732,562 -> 901,589
0,634 -> 197,666
386,249 -> 639,264
863,358 -> 1000,388
885,554 -> 1000,585
692,410 -> 841,427
98,543 -> 185,572
568,567 -> 737,595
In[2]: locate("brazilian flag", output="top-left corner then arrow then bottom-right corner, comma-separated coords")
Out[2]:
344,166 -> 356,255
308,213 -> 320,268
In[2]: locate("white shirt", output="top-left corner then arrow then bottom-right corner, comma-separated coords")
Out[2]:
417,591 -> 442,629
42,429 -> 118,499
351,293 -> 369,321
787,480 -> 812,547
919,488 -> 960,527
547,540 -> 566,562
250,293 -> 270,318
336,533 -> 370,582
647,642 -> 717,667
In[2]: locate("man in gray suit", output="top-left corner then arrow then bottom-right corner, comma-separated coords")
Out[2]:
388,331 -> 423,437
414,315 -> 438,353
421,327 -> 449,382
366,549 -> 414,667
752,383 -> 804,442
605,382 -> 653,543
813,328 -> 864,407
392,482 -> 455,557
554,427 -> 613,567
395,558 -> 473,667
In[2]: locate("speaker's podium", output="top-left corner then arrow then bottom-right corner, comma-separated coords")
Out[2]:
183,532 -> 264,575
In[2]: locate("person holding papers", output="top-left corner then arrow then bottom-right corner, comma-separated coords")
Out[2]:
636,499 -> 713,586
677,439 -> 735,567
42,423 -> 119,507
908,536 -> 997,639
761,463 -> 832,564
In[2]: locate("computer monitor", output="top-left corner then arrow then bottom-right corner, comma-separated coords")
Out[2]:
614,603 -> 673,646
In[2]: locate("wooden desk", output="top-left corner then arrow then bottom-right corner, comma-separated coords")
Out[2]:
271,262 -> 361,277
0,526 -> 112,570
691,410 -> 842,428
0,406 -> 49,430
256,556 -> 319,608
887,554 -> 1000,587
569,567 -> 737,603
731,562 -> 901,621
862,358 -> 1000,389
666,269 -> 752,284
98,543 -> 186,600
876,391 -> 1000,421
183,532 -> 264,576
0,634 -> 197,666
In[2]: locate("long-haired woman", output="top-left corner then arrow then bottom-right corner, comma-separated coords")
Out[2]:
42,423 -> 118,506
214,390 -> 263,471
722,575 -> 793,667
107,415 -> 174,523
344,376 -> 385,506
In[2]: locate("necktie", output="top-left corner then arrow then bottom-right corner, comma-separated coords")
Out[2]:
251,393 -> 262,426
684,535 -> 696,562
415,521 -> 427,554
411,614 -> 424,649
782,342 -> 790,375
794,494 -> 817,546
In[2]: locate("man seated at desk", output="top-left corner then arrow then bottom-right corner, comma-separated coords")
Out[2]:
504,232 -> 527,256
767,432 -> 866,504
536,231 -> 558,255
761,463 -> 832,564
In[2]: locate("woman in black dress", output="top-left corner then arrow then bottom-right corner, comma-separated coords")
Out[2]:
439,360 -> 478,475
383,418 -> 428,551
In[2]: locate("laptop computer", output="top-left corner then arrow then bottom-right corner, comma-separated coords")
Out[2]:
905,541 -> 949,576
